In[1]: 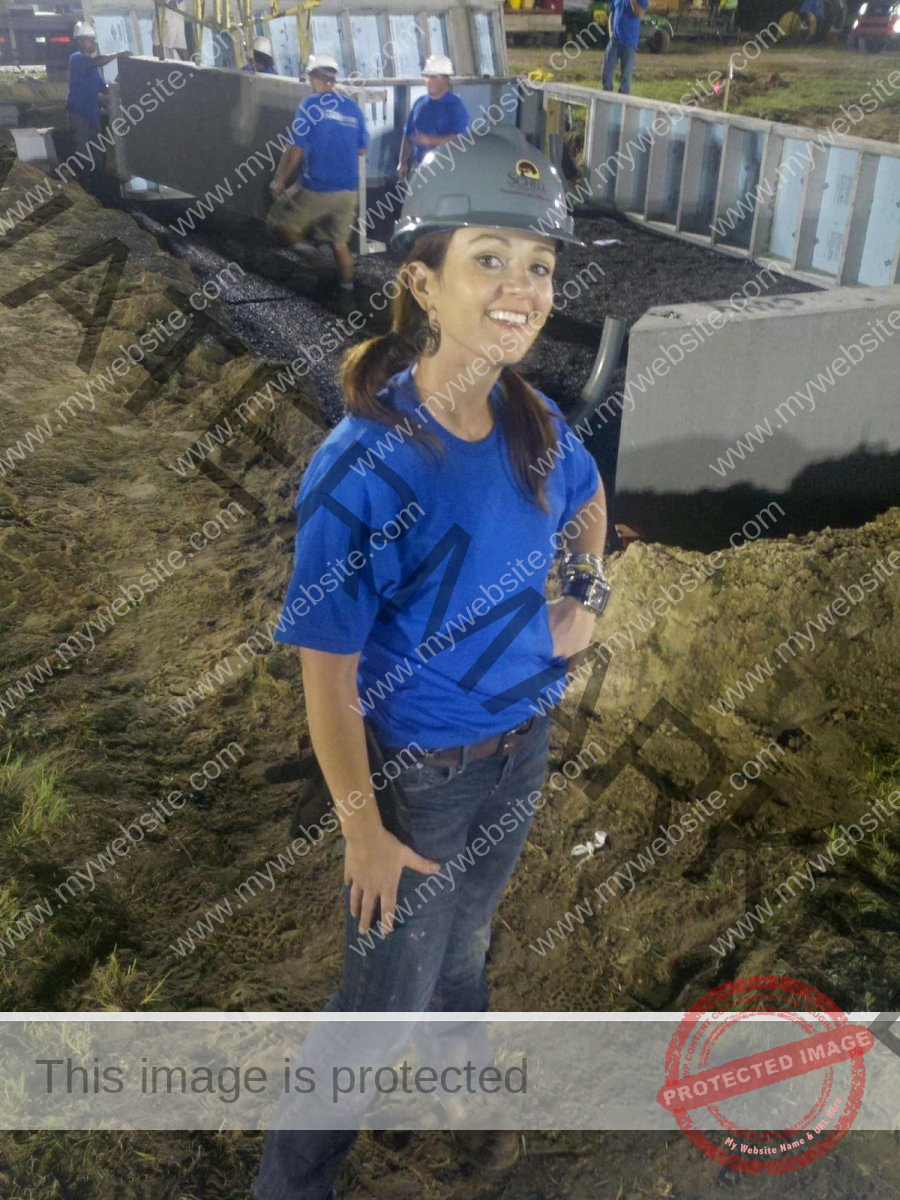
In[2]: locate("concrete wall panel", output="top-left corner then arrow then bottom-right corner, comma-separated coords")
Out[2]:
114,57 -> 518,215
616,285 -> 900,500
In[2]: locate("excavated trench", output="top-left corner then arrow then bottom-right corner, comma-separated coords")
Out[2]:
128,194 -> 833,548
131,195 -> 819,419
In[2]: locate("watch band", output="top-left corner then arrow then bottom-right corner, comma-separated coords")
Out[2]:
561,551 -> 605,578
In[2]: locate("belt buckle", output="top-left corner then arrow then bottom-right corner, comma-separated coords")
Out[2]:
499,717 -> 531,755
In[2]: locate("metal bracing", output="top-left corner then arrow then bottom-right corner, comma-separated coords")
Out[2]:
260,0 -> 321,66
533,81 -> 900,289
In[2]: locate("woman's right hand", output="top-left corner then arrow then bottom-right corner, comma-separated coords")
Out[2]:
345,827 -> 439,935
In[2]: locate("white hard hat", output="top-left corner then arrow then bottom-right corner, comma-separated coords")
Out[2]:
306,53 -> 339,76
253,36 -> 273,58
423,54 -> 454,76
73,20 -> 96,39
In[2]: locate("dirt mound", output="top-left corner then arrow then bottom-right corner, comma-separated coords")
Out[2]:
600,512 -> 900,755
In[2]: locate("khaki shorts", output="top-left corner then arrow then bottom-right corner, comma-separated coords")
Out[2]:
152,8 -> 187,51
266,186 -> 358,246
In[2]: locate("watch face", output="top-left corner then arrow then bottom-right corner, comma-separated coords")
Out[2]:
590,581 -> 610,615
565,573 -> 609,615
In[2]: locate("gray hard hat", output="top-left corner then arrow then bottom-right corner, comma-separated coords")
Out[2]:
391,126 -> 582,256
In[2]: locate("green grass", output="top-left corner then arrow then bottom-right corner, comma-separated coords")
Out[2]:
79,948 -> 168,1012
506,43 -> 900,138
0,746 -> 163,1012
1,747 -> 68,850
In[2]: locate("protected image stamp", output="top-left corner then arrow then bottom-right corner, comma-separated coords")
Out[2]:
657,974 -> 872,1173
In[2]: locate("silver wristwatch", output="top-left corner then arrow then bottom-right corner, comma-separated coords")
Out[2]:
560,552 -> 611,616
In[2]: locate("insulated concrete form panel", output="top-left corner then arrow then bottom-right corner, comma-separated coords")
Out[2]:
93,14 -> 141,83
766,137 -> 807,264
114,57 -> 520,213
809,147 -> 857,279
676,119 -> 722,236
858,157 -> 900,287
535,82 -> 900,289
616,286 -> 900,498
714,126 -> 764,252
114,57 -> 302,221
87,1 -> 507,77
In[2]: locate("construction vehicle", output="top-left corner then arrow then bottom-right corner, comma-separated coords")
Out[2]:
502,0 -> 620,46
587,0 -> 743,54
0,4 -> 80,78
503,0 -> 566,45
502,0 -> 670,51
778,0 -> 847,39
652,0 -> 735,44
848,0 -> 900,50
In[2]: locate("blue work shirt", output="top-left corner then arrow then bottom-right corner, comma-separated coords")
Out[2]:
66,51 -> 106,127
610,0 -> 649,49
274,367 -> 600,750
288,90 -> 368,192
404,92 -> 471,164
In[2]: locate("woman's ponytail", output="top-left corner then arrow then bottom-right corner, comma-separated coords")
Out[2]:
496,368 -> 555,513
340,329 -> 415,427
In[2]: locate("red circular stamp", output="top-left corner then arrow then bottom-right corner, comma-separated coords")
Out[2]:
657,975 -> 872,1173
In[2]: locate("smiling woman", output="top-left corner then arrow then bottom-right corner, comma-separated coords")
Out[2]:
252,128 -> 610,1200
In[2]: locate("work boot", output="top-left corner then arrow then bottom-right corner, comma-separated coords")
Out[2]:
441,1093 -> 524,1171
452,1129 -> 524,1171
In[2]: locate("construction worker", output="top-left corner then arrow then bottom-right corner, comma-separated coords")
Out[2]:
242,36 -> 277,74
152,0 -> 190,61
602,0 -> 649,95
798,0 -> 823,34
65,21 -> 131,191
397,54 -> 471,180
252,126 -> 608,1200
269,53 -> 368,312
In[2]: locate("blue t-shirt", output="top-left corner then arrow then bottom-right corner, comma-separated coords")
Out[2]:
404,92 -> 471,164
610,0 -> 648,48
288,91 -> 368,192
66,51 -> 106,126
274,368 -> 600,750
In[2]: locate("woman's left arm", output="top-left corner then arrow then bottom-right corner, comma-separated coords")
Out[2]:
547,479 -> 608,662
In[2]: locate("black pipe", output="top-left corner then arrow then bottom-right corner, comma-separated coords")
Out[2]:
567,316 -> 627,428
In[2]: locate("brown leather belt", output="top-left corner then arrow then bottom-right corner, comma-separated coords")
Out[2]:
397,716 -> 540,771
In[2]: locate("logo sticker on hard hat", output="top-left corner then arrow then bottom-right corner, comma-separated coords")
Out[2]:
515,159 -> 541,181
504,157 -> 546,198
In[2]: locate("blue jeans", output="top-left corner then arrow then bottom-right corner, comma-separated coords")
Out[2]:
252,715 -> 551,1200
602,39 -> 637,94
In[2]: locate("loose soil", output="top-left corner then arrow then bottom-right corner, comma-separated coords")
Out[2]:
1,132 -> 899,1200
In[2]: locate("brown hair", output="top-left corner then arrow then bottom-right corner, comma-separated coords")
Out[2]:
340,230 -> 557,511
